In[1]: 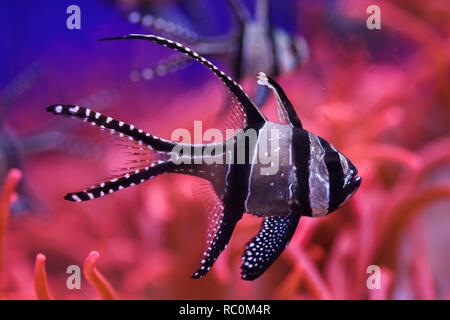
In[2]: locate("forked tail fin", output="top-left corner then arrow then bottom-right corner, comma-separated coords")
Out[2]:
65,161 -> 174,202
46,104 -> 180,201
46,104 -> 230,202
47,104 -> 176,151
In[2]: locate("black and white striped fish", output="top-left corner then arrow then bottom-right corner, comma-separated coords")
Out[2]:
225,0 -> 308,85
220,0 -> 310,107
47,34 -> 360,281
123,0 -> 308,107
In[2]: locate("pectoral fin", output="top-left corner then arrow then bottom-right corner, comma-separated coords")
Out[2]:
241,212 -> 300,280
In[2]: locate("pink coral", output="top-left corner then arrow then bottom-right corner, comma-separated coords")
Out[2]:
34,253 -> 53,300
83,251 -> 117,300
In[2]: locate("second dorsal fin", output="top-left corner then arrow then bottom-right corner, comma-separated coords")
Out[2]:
257,72 -> 303,128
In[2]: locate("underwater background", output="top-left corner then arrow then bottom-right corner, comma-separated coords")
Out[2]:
0,0 -> 449,299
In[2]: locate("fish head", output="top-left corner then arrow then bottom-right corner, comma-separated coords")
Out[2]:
329,148 -> 361,210
299,131 -> 362,217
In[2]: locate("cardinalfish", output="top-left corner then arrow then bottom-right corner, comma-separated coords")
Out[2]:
47,34 -> 361,280
124,0 -> 308,107
223,0 -> 308,90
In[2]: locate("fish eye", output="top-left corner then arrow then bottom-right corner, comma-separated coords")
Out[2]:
347,160 -> 359,179
337,152 -> 359,186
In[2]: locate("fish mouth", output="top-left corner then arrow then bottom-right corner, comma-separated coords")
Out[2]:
350,176 -> 362,192
344,175 -> 361,196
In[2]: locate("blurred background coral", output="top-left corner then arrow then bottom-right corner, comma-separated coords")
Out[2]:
0,0 -> 449,299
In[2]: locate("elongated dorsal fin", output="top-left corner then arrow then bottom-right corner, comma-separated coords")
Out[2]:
98,34 -> 267,127
256,72 -> 303,128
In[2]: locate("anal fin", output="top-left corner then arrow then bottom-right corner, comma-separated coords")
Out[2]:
192,196 -> 243,279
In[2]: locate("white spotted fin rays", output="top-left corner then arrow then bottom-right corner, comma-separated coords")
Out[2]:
47,34 -> 361,280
